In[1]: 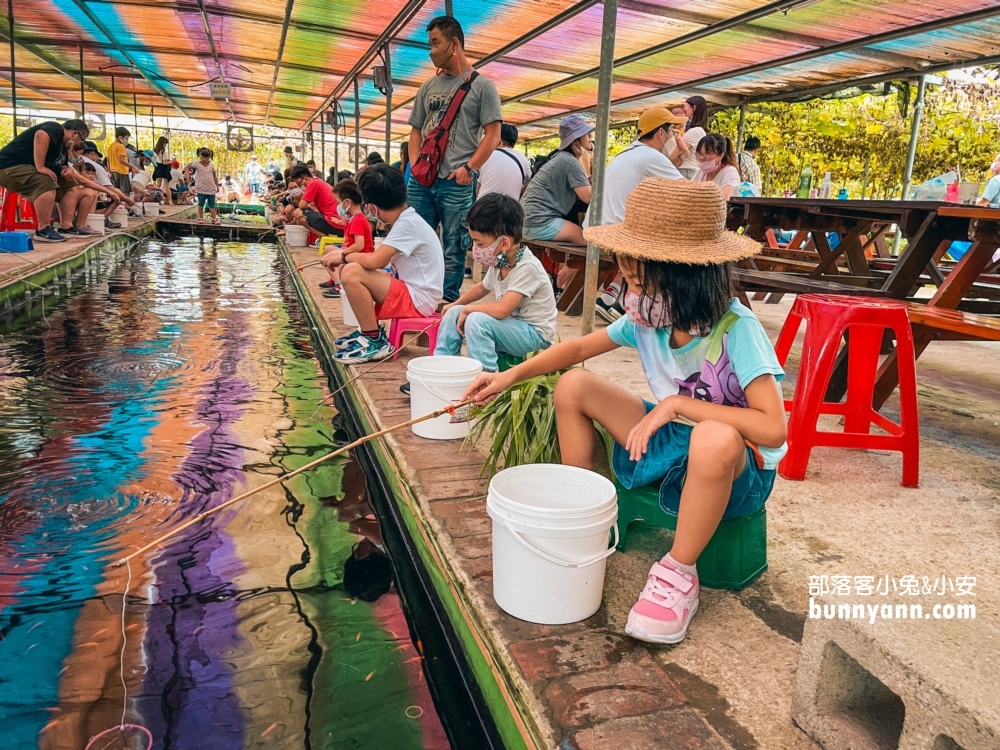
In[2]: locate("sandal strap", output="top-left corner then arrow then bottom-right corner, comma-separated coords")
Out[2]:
648,563 -> 695,594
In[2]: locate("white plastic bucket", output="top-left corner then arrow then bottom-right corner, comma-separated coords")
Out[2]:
110,207 -> 129,226
487,464 -> 618,624
285,225 -> 308,247
86,213 -> 106,235
342,292 -> 359,328
406,356 -> 482,440
131,172 -> 151,189
142,202 -> 160,216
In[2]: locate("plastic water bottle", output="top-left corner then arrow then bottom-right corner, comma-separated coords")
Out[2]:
837,188 -> 848,200
796,164 -> 813,199
819,172 -> 832,199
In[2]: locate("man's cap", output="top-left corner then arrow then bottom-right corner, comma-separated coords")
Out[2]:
82,140 -> 102,157
637,105 -> 686,138
284,146 -> 293,153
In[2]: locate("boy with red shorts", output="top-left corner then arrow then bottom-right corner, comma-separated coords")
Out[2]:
324,164 -> 444,362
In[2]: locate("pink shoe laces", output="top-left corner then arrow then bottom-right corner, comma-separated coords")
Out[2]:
633,560 -> 697,621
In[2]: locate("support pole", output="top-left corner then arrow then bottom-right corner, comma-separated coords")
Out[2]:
334,105 -> 340,177
133,92 -> 138,143
353,76 -> 360,172
111,75 -> 116,126
894,74 -> 926,254
384,43 -> 392,164
320,114 -> 326,177
151,105 -> 155,146
580,0 -> 618,336
79,45 -> 85,116
7,0 -> 15,136
736,99 -> 747,155
445,0 -> 453,17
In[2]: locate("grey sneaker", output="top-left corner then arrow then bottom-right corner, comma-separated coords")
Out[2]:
335,329 -> 364,348
595,298 -> 623,323
105,217 -> 122,229
35,226 -> 67,242
333,334 -> 394,362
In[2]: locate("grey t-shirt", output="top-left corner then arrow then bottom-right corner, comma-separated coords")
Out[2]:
408,72 -> 503,179
482,250 -> 558,344
520,151 -> 590,227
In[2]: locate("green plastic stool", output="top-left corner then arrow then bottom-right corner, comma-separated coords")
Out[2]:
497,353 -> 525,372
614,478 -> 767,590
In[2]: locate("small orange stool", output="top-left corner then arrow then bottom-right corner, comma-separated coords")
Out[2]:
387,315 -> 441,360
0,190 -> 39,232
775,294 -> 919,487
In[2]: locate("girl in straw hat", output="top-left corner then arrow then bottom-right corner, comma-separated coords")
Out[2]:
464,178 -> 788,644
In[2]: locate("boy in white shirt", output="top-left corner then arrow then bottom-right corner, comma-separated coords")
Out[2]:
328,164 -> 444,362
434,193 -> 557,371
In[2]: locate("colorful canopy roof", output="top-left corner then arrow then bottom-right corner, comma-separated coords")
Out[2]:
3,0 -> 999,141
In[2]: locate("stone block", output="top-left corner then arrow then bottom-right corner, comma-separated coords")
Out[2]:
793,613 -> 999,750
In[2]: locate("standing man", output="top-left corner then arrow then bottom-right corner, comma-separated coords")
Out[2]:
284,146 -> 298,172
477,123 -> 530,201
0,118 -> 91,242
584,105 -> 685,322
407,15 -> 503,303
244,154 -> 264,196
737,136 -> 762,191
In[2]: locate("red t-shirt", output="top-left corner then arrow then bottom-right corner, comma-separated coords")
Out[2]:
302,178 -> 340,225
345,212 -> 374,253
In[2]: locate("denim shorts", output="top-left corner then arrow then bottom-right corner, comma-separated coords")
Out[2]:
522,217 -> 565,242
612,401 -> 775,520
197,193 -> 216,208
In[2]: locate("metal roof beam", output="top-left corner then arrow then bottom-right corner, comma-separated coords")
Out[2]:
64,0 -> 193,118
0,27 -> 135,113
263,0 -> 295,125
0,71 -> 80,110
194,0 -> 234,121
514,4 -> 1000,130
356,0 -> 601,131
301,0 -> 427,130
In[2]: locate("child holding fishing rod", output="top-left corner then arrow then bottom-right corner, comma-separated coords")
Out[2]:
462,178 -> 787,644
317,178 -> 374,299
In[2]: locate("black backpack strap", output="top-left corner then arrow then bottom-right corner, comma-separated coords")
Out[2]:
498,147 -> 526,183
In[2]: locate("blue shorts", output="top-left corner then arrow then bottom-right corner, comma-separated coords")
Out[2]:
612,401 -> 775,520
197,193 -> 216,208
522,217 -> 565,242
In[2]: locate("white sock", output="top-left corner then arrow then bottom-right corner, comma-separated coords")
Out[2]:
663,553 -> 697,577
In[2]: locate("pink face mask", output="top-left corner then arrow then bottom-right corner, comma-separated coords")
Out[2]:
471,238 -> 502,268
698,157 -> 719,171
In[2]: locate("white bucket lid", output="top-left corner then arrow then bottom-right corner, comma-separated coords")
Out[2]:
87,214 -> 105,220
407,355 -> 482,380
489,464 -> 617,517
487,495 -> 618,533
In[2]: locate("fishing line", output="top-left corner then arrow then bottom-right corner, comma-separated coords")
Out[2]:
235,259 -> 323,289
309,319 -> 439,419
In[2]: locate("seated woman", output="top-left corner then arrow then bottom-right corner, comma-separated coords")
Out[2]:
693,134 -> 742,201
464,179 -> 787,645
519,114 -> 593,244
219,174 -> 242,203
435,193 -> 557,372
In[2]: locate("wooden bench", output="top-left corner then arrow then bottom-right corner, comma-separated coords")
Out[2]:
736,269 -> 892,299
903,302 -> 1000,342
525,240 -> 618,316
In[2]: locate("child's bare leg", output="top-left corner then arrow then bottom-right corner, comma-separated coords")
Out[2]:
553,368 -> 647,469
340,264 -> 391,331
669,421 -> 746,566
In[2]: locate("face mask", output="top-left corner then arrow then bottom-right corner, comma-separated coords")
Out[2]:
624,291 -> 713,336
698,158 -> 719,171
471,237 -> 502,268
366,205 -> 387,230
337,201 -> 350,219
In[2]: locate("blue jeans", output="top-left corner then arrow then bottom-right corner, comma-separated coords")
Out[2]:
434,306 -> 549,372
407,176 -> 474,302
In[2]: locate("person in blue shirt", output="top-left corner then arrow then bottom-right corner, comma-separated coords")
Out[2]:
464,178 -> 787,645
977,155 -> 1000,209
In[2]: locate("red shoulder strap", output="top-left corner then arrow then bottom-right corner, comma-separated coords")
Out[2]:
438,71 -> 480,131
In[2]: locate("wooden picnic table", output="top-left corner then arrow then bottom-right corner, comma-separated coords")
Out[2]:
524,239 -> 618,316
728,198 -> 1000,408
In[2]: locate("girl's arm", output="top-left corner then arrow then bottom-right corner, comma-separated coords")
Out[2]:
625,374 -> 787,461
464,329 -> 620,403
343,234 -> 365,254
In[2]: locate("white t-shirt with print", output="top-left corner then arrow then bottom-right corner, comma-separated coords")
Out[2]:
678,126 -> 706,173
482,250 -> 558,344
694,164 -> 741,196
585,141 -> 683,227
384,207 -> 445,316
606,298 -> 787,469
82,156 -> 113,188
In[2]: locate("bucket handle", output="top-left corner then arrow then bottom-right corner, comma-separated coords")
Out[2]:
503,522 -> 618,568
408,375 -> 477,411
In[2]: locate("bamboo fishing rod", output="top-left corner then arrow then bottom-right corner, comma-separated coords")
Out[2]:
112,399 -> 474,567
236,259 -> 324,288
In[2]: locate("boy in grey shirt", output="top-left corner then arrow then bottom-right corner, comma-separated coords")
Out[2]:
407,16 -> 503,303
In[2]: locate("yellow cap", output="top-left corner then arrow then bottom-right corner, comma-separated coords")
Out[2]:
637,105 -> 686,138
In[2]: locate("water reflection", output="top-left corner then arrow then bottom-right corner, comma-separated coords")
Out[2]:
0,237 -> 448,749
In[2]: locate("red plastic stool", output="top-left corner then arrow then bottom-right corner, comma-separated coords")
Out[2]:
775,294 -> 919,487
0,190 -> 39,232
387,315 -> 441,360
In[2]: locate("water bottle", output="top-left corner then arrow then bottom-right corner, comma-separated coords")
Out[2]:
837,188 -> 848,200
796,164 -> 813,199
819,172 -> 832,199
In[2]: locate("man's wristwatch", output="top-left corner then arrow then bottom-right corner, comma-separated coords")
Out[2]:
463,163 -> 480,180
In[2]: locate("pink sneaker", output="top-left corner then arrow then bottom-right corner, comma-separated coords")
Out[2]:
625,558 -> 699,644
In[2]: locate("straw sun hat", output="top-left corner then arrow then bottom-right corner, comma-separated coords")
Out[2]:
583,178 -> 760,265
